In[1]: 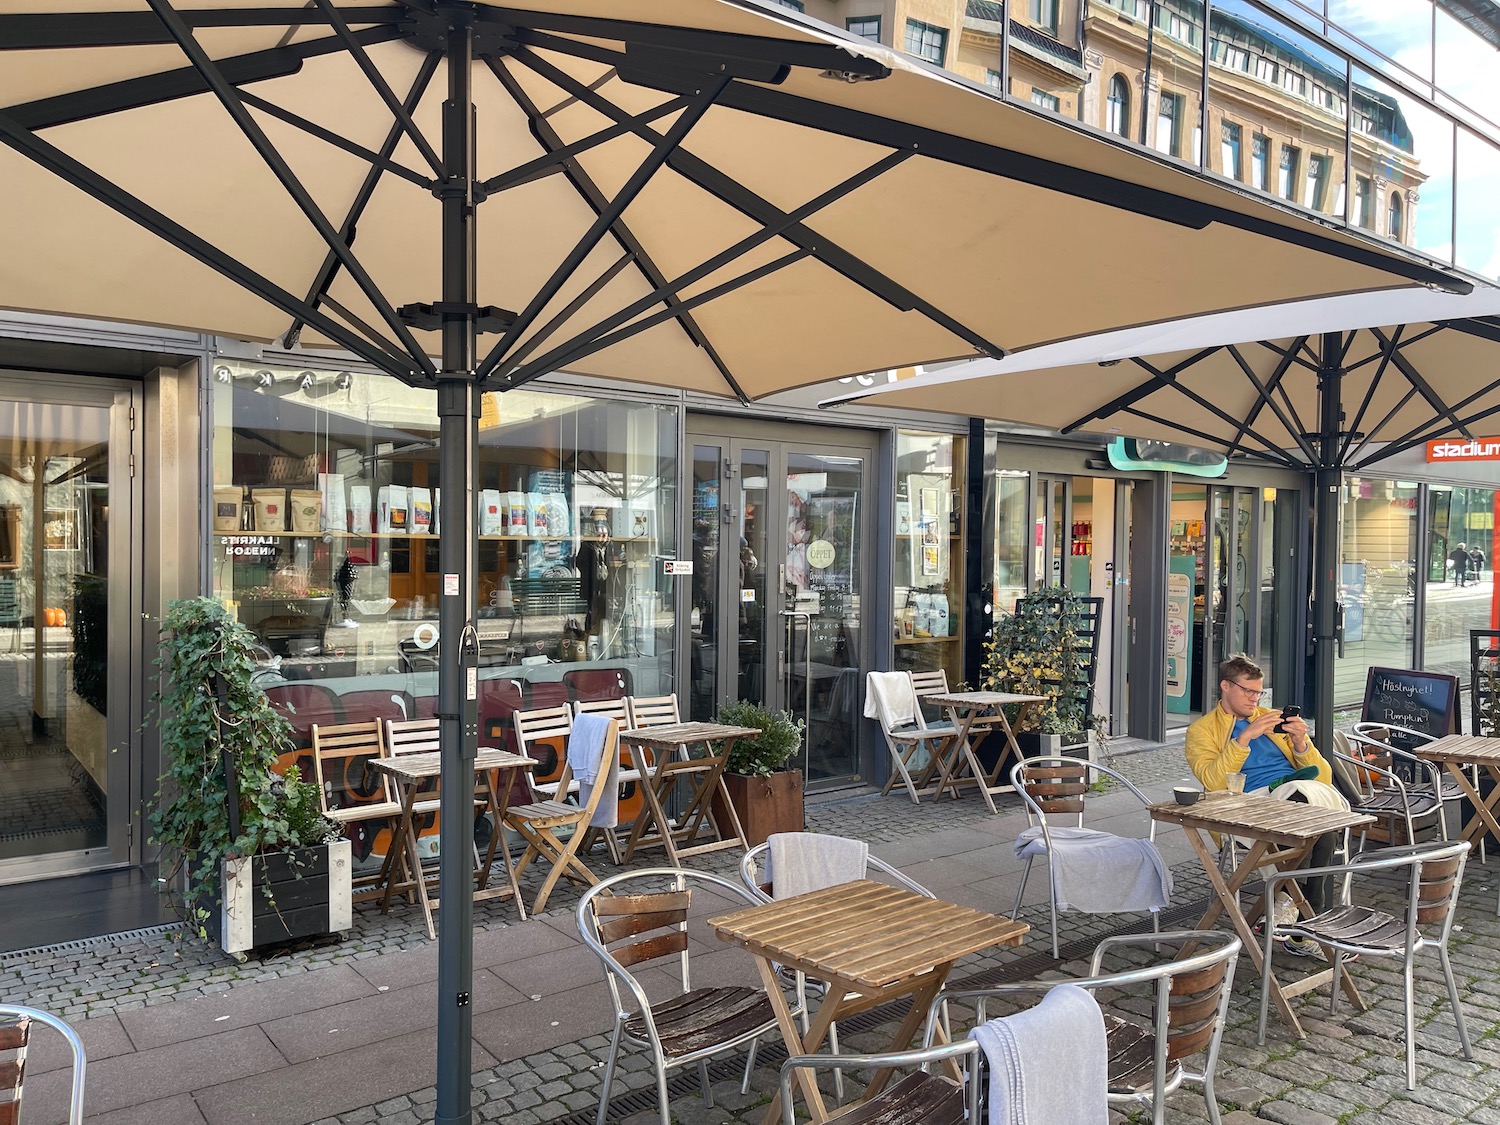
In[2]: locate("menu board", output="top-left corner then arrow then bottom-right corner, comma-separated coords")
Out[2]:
1361,667 -> 1460,750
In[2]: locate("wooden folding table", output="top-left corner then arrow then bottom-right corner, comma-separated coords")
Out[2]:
921,690 -> 1047,813
618,721 -> 756,864
369,748 -> 535,940
1152,792 -> 1373,1038
709,880 -> 1027,1125
1414,734 -> 1500,847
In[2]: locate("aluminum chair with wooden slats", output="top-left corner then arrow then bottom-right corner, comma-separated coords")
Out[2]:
935,930 -> 1240,1125
1,1004 -> 87,1125
1010,755 -> 1163,957
311,720 -> 405,903
504,717 -> 619,912
777,1038 -> 979,1125
579,868 -> 781,1125
1258,839 -> 1471,1090
1328,730 -> 1443,852
1350,721 -> 1471,846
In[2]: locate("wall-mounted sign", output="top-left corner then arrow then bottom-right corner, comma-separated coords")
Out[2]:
806,540 -> 835,569
1425,437 -> 1500,462
663,559 -> 692,575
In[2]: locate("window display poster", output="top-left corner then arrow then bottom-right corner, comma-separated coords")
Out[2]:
1166,555 -> 1194,714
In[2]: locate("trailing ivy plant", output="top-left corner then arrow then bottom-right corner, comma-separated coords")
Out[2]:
982,586 -> 1100,735
149,596 -> 337,940
714,699 -> 804,776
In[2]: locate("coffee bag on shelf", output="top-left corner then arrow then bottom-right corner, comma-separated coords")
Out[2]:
377,485 -> 408,534
349,485 -> 372,534
317,472 -> 346,532
213,486 -> 243,532
289,489 -> 322,533
479,489 -> 504,536
411,487 -> 433,534
251,488 -> 286,532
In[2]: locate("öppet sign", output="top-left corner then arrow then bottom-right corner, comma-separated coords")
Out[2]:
1425,437 -> 1500,461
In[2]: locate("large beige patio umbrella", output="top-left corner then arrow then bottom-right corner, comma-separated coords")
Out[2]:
826,292 -> 1500,752
0,4 -> 1475,1121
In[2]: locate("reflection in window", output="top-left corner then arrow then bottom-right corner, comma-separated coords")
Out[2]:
1305,153 -> 1330,211
1353,175 -> 1372,228
1107,75 -> 1131,137
1250,133 -> 1269,190
1279,144 -> 1300,199
1457,128 -> 1500,274
1437,6 -> 1500,129
1329,0 -> 1432,83
1156,93 -> 1182,157
1388,191 -> 1404,241
985,68 -> 1002,90
845,15 -> 880,41
1221,121 -> 1243,180
904,19 -> 947,65
1353,65 -> 1448,261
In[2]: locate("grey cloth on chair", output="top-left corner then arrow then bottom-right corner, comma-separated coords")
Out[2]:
569,713 -> 617,828
1015,826 -> 1172,913
863,671 -> 916,726
767,832 -> 868,900
971,983 -> 1108,1125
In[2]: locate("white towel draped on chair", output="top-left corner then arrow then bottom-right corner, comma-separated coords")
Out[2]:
971,983 -> 1109,1125
863,671 -> 916,727
1014,826 -> 1172,913
767,831 -> 869,900
569,712 -> 618,828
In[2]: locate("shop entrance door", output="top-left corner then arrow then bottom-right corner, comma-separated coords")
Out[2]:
0,378 -> 140,881
686,420 -> 873,788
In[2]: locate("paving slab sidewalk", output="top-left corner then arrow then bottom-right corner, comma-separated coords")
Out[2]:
9,739 -> 1500,1125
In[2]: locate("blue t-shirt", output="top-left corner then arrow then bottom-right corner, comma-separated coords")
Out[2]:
1231,717 -> 1292,792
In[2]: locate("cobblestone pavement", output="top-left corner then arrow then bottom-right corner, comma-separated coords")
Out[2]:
11,736 -> 1500,1124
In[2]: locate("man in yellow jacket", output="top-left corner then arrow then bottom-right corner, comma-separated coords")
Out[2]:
1186,654 -> 1338,914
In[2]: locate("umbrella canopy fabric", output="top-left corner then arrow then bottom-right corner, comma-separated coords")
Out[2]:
0,0 -> 1472,405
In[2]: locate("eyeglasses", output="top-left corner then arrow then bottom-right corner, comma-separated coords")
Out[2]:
1225,679 -> 1268,699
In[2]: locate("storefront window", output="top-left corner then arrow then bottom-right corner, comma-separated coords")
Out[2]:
894,432 -> 964,682
1337,476 -> 1418,705
210,362 -> 678,737
1424,485 -> 1495,683
993,470 -> 1030,620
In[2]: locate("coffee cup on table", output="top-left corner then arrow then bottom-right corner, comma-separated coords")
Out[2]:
1173,785 -> 1203,805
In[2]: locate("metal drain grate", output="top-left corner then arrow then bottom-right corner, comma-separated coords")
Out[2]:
1,922 -> 180,963
537,898 -> 1213,1125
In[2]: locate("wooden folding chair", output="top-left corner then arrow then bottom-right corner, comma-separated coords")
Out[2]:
504,718 -> 620,912
628,693 -> 682,729
868,671 -> 956,803
311,720 -> 405,903
575,697 -> 644,863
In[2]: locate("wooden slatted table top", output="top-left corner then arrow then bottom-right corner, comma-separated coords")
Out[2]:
1414,734 -> 1500,765
368,749 -> 536,784
1151,792 -> 1373,846
617,722 -> 759,747
924,690 -> 1048,708
708,880 -> 1028,992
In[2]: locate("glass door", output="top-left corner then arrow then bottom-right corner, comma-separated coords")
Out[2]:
0,381 -> 137,879
686,421 -> 873,788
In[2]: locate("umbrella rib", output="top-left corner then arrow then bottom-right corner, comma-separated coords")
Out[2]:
145,0 -> 436,378
485,60 -> 741,394
501,253 -> 638,371
1360,398 -> 1500,467
1370,326 -> 1472,440
477,96 -> 691,195
1225,343 -> 1319,464
0,9 -> 404,50
315,294 -> 423,375
1116,407 -> 1302,468
309,0 -> 445,179
0,109 -> 416,382
1338,326 -> 1401,465
1131,351 -> 1304,462
509,45 -> 1007,363
285,50 -> 443,350
4,28 -> 402,132
1225,338 -> 1301,460
475,72 -> 732,381
1057,349 -> 1217,432
504,248 -> 814,390
493,149 -> 912,387
237,90 -> 435,191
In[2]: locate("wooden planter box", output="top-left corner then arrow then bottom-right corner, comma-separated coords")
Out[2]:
219,839 -> 352,958
719,770 -> 804,847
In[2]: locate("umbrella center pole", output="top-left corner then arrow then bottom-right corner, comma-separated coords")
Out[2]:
435,12 -> 482,1125
1310,334 -> 1345,746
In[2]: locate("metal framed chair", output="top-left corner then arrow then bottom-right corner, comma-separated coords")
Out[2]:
1010,755 -> 1166,957
740,835 -> 940,1101
941,930 -> 1241,1125
777,1037 -> 979,1125
1,1003 -> 87,1125
1328,730 -> 1443,853
1257,839 -> 1471,1090
578,868 -> 781,1125
1351,721 -> 1469,845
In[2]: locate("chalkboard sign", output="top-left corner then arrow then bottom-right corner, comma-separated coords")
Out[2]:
1361,667 -> 1461,751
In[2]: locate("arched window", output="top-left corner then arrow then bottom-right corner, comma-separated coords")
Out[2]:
1388,191 -> 1404,241
1107,75 -> 1131,138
